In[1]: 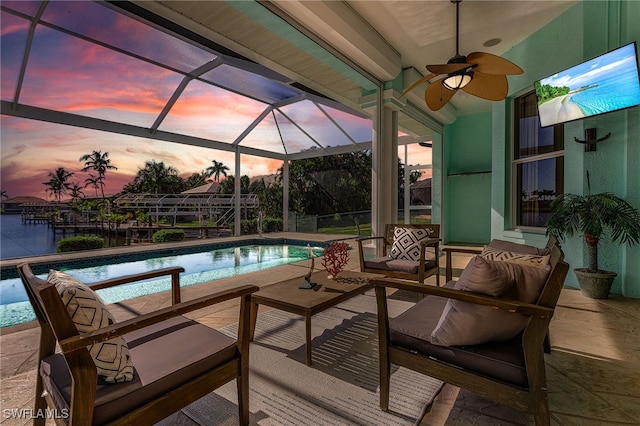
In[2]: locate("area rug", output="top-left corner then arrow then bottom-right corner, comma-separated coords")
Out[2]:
181,291 -> 444,426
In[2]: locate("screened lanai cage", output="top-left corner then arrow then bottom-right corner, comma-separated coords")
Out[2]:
1,0 -> 435,237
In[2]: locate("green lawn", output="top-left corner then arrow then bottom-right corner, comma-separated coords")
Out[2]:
318,224 -> 372,236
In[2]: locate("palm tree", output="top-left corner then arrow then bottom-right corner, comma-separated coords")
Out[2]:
130,160 -> 180,194
43,167 -> 74,202
84,174 -> 101,197
80,150 -> 117,199
547,192 -> 640,272
185,172 -> 208,189
68,182 -> 86,202
218,175 -> 234,194
205,160 -> 230,182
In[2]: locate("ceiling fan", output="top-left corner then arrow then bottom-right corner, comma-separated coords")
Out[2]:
402,0 -> 524,111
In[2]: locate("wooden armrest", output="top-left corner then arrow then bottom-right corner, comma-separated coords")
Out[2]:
440,246 -> 483,282
59,284 -> 259,353
357,236 -> 389,265
420,238 -> 440,247
440,246 -> 483,254
88,266 -> 185,304
371,278 -> 553,319
356,236 -> 385,244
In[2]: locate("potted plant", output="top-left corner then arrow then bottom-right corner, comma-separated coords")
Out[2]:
546,192 -> 640,299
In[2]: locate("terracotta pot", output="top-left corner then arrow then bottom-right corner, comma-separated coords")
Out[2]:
574,268 -> 616,299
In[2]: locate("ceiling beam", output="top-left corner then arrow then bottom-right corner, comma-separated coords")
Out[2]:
269,0 -> 401,82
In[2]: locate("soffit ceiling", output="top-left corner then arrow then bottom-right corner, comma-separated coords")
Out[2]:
139,0 -> 577,119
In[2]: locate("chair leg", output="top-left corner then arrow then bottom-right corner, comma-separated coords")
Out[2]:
237,371 -> 249,426
531,394 -> 551,426
33,374 -> 48,426
379,350 -> 391,411
543,332 -> 551,354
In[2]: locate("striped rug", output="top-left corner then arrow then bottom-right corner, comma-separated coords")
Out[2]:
180,291 -> 443,425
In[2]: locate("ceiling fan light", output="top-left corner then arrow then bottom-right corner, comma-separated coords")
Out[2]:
443,72 -> 472,90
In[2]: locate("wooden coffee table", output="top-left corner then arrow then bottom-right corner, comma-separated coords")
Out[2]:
250,270 -> 384,365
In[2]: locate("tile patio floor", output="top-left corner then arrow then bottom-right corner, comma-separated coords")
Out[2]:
1,235 -> 639,425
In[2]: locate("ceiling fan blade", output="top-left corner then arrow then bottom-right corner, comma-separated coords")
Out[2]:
462,72 -> 508,100
400,73 -> 437,98
467,52 -> 524,75
426,62 -> 471,75
425,79 -> 457,111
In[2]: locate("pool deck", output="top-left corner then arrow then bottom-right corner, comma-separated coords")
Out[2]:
2,233 -> 640,425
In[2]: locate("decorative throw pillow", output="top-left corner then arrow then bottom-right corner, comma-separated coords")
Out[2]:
480,246 -> 550,266
389,227 -> 434,261
430,256 -> 551,347
48,270 -> 134,383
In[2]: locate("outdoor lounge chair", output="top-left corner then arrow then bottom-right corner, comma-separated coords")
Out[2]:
372,237 -> 569,425
17,263 -> 258,426
357,223 -> 440,286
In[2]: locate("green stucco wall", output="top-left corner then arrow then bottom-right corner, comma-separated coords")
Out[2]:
443,113 -> 492,244
443,1 -> 640,296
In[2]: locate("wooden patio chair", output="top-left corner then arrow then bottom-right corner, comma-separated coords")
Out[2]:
357,223 -> 440,285
372,237 -> 569,425
18,263 -> 258,426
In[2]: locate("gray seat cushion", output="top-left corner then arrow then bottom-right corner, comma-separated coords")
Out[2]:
488,239 -> 549,256
40,316 -> 237,425
364,257 -> 436,274
388,283 -> 528,388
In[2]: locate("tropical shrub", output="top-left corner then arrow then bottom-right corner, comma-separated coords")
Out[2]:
57,236 -> 104,253
152,229 -> 185,243
546,192 -> 640,272
241,217 -> 283,234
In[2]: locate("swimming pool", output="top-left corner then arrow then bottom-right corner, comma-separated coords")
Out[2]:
0,241 -> 326,328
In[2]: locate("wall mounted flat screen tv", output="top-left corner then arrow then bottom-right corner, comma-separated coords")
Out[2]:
534,42 -> 640,127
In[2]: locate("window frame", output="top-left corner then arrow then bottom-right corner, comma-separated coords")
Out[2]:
511,90 -> 564,232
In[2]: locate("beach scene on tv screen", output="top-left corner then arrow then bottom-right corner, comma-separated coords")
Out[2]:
535,43 -> 640,127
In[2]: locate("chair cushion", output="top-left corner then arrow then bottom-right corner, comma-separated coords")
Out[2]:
40,316 -> 238,425
365,257 -> 436,274
389,289 -> 530,387
389,227 -> 435,261
430,256 -> 550,346
488,239 -> 549,256
480,246 -> 550,266
48,270 -> 134,383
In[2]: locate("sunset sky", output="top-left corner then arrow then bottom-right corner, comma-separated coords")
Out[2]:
1,115 -> 284,199
0,1 -> 431,201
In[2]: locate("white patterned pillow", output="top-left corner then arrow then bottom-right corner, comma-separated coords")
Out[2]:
480,247 -> 550,266
390,227 -> 434,261
48,270 -> 134,383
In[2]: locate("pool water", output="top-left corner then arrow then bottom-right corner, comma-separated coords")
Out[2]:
0,244 -> 324,328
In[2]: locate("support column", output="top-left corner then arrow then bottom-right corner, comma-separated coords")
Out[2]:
377,107 -> 399,226
234,148 -> 241,236
431,130 -> 444,238
363,87 -> 400,256
282,159 -> 290,231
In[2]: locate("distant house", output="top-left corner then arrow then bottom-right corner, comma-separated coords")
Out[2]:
1,196 -> 51,214
181,182 -> 220,194
410,179 -> 432,206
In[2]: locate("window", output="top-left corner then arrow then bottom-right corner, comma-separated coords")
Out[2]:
513,91 -> 564,228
